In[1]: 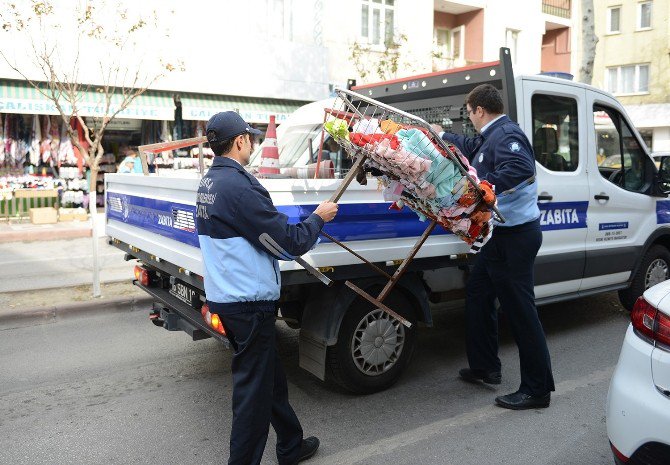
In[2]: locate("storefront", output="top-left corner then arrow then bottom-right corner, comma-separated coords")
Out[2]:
0,78 -> 174,217
0,78 -> 310,220
177,92 -> 307,147
624,103 -> 670,153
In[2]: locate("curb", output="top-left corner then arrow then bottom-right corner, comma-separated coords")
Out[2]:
0,295 -> 154,330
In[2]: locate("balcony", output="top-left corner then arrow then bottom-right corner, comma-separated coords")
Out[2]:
542,0 -> 571,18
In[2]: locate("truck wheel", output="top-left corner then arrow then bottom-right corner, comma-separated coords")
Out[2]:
327,290 -> 417,394
618,244 -> 670,310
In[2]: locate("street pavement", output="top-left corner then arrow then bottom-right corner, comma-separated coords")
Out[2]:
0,236 -> 134,292
0,291 -> 628,465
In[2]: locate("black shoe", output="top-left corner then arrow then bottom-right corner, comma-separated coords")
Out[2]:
495,391 -> 550,410
458,367 -> 502,385
298,436 -> 320,462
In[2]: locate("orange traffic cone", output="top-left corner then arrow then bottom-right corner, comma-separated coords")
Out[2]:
259,115 -> 280,176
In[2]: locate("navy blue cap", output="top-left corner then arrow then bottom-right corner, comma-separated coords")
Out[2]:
206,111 -> 262,143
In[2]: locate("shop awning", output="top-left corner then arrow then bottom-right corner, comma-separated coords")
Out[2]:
624,103 -> 670,129
180,93 -> 309,124
0,79 -> 175,120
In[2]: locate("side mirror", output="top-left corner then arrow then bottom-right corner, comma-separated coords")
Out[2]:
657,156 -> 670,194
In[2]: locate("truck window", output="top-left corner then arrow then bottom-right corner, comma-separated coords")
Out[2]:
531,94 -> 579,172
594,105 -> 647,192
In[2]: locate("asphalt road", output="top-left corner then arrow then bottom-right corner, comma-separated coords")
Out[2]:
0,292 -> 629,465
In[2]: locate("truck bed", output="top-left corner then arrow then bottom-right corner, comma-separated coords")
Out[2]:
105,173 -> 470,278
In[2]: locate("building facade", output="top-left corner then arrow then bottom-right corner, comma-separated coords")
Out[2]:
591,0 -> 670,152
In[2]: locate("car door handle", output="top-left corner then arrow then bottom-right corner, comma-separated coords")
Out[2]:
594,194 -> 610,201
538,194 -> 553,201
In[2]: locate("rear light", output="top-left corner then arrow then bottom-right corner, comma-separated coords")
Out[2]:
631,296 -> 670,347
200,303 -> 226,336
134,265 -> 151,287
609,442 -> 629,463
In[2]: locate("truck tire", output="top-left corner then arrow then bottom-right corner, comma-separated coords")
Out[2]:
618,244 -> 670,310
326,290 -> 417,394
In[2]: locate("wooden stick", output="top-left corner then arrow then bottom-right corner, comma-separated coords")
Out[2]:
328,151 -> 367,203
321,231 -> 392,279
344,280 -> 411,328
138,136 -> 208,154
376,220 -> 437,303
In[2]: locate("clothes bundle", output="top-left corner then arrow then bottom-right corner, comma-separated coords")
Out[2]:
325,116 -> 497,247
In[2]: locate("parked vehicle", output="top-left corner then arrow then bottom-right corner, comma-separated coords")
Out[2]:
606,279 -> 670,464
106,48 -> 670,393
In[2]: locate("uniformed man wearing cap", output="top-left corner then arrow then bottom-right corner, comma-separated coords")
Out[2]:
196,111 -> 338,464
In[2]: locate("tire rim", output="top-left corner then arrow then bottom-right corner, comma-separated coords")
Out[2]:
645,258 -> 669,289
351,309 -> 405,376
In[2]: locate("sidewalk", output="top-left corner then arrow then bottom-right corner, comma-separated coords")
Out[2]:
0,219 -> 92,242
0,210 -> 106,243
0,281 -> 153,329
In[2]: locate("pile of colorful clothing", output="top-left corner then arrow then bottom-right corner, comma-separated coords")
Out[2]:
324,116 -> 496,246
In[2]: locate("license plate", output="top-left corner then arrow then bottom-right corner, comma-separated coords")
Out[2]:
170,280 -> 200,308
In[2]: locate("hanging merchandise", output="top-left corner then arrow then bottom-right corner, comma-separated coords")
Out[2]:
58,119 -> 76,167
0,113 -> 4,167
29,114 -> 41,166
324,90 -> 504,249
70,117 -> 89,175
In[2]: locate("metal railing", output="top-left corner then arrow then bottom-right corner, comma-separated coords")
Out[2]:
542,0 -> 571,18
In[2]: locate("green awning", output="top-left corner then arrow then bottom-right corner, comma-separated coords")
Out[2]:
0,79 -> 175,120
180,93 -> 309,124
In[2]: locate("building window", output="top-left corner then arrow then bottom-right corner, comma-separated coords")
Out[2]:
637,1 -> 652,29
506,29 -> 519,64
607,6 -> 621,34
360,0 -> 395,46
607,64 -> 650,94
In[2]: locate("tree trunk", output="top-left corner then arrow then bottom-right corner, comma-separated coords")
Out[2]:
579,0 -> 598,85
89,164 -> 101,298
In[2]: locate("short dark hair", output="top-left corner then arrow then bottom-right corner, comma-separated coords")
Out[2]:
208,131 -> 251,156
466,84 -> 504,115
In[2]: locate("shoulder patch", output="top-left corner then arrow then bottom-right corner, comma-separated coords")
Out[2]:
508,141 -> 521,152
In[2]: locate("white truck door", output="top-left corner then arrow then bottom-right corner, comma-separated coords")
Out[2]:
582,92 -> 654,290
521,78 -> 589,299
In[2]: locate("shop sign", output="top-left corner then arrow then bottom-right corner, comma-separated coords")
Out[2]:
85,117 -> 142,131
184,107 -> 291,123
0,98 -> 174,121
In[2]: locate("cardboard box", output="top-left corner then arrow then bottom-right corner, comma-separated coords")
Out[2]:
29,207 -> 58,224
58,208 -> 88,222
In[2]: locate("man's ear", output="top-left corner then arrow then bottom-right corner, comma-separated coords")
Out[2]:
235,135 -> 245,150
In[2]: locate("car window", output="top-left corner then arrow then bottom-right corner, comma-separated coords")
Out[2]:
594,105 -> 647,193
531,94 -> 579,172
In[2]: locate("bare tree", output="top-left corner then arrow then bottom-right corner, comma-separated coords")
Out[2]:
350,33 -> 410,82
0,0 -> 182,297
579,0 -> 599,84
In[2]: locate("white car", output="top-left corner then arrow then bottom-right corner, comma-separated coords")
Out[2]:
606,280 -> 670,464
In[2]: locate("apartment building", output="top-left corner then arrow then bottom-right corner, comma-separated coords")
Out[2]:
591,0 -> 670,151
0,0 -> 579,128
328,0 -> 578,86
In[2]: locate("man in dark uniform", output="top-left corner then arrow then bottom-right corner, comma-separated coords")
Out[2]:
196,111 -> 338,464
438,84 -> 555,410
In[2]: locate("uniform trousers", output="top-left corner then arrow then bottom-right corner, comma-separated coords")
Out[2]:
219,305 -> 303,465
465,218 -> 555,396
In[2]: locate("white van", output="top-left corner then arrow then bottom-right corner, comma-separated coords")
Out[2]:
107,48 -> 670,393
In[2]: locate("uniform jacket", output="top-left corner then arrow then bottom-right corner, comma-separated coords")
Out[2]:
196,157 -> 323,308
442,115 -> 540,227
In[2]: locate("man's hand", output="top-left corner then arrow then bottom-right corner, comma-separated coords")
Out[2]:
430,124 -> 443,133
314,201 -> 338,223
